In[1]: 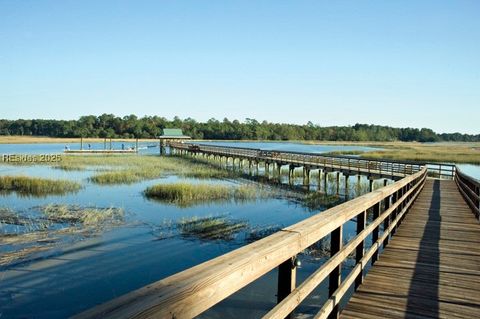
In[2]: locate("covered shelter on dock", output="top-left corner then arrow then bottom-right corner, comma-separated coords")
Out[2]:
159,128 -> 191,155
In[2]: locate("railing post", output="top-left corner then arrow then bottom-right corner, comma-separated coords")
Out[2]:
355,210 -> 366,290
371,202 -> 381,265
383,195 -> 391,248
277,256 -> 298,319
328,226 -> 342,319
391,190 -> 399,234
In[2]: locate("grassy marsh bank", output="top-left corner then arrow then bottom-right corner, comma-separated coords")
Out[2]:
0,175 -> 81,196
88,155 -> 237,184
144,182 -> 267,207
0,136 -> 161,144
322,141 -> 480,164
1,154 -> 239,184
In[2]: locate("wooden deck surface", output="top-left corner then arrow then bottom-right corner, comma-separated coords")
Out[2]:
341,179 -> 480,319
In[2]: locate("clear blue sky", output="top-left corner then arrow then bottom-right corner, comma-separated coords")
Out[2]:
1,1 -> 479,134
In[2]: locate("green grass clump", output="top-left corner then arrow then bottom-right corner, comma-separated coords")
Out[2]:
178,215 -> 247,241
89,169 -> 161,184
144,182 -> 267,207
0,175 -> 81,196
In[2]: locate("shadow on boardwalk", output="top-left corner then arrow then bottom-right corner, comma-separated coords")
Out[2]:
406,179 -> 440,318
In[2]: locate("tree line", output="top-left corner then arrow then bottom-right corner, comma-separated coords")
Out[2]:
0,114 -> 478,142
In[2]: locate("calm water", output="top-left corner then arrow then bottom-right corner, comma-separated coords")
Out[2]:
0,141 -> 478,318
0,141 -> 162,155
199,140 -> 381,154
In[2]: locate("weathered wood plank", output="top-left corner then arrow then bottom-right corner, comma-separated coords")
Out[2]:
341,179 -> 480,319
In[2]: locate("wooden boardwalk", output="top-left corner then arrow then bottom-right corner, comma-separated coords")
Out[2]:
341,179 -> 480,319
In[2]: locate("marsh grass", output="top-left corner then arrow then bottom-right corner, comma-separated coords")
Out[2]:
323,142 -> 480,164
144,182 -> 267,207
71,155 -> 240,184
0,175 -> 81,196
89,168 -> 162,184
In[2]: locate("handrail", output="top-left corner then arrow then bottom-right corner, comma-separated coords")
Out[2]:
182,142 -> 457,172
169,142 -> 427,178
74,167 -> 427,319
455,168 -> 480,219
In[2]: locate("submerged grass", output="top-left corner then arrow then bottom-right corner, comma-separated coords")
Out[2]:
178,215 -> 248,241
40,204 -> 125,226
0,205 -> 125,266
151,214 -> 248,241
303,193 -> 342,210
0,175 -> 81,196
144,182 -> 265,207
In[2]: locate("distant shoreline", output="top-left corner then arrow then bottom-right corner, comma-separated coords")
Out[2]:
0,135 -> 479,146
0,136 -> 161,144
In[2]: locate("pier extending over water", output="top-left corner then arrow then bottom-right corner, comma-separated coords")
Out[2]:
74,143 -> 479,319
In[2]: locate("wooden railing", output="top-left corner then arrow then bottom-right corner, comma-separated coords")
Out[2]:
169,142 -> 425,178
455,168 -> 480,219
74,167 -> 427,319
425,163 -> 456,179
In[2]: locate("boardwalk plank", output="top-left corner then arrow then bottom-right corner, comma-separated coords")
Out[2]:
341,179 -> 480,319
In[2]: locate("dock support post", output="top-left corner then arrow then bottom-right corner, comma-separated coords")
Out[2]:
345,174 -> 349,199
324,172 -> 328,194
329,226 -> 343,319
289,165 -> 295,185
318,169 -> 322,191
277,163 -> 282,182
336,172 -> 340,195
303,167 -> 310,188
277,256 -> 298,319
80,137 -> 83,150
369,178 -> 374,192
